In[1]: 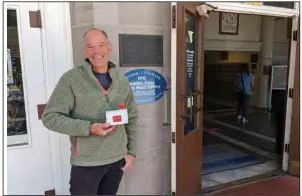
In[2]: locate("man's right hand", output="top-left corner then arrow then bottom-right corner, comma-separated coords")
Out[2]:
89,123 -> 116,137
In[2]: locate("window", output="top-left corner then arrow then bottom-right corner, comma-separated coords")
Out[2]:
7,9 -> 29,146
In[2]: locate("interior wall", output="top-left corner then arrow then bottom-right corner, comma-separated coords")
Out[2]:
205,12 -> 261,41
203,12 -> 262,106
206,51 -> 251,64
204,14 -> 289,107
69,2 -> 171,195
204,51 -> 259,105
273,19 -> 289,65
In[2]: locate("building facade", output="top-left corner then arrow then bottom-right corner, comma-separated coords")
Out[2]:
6,2 -> 300,195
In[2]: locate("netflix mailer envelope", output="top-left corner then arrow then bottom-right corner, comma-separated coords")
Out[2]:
106,109 -> 129,125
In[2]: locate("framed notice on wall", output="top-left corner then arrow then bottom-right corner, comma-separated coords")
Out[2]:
119,34 -> 163,67
219,12 -> 239,35
269,65 -> 287,111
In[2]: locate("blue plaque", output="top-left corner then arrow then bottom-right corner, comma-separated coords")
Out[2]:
125,69 -> 167,104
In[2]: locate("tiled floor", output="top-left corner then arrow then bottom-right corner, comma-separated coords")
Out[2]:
203,101 -> 236,113
208,175 -> 300,196
204,119 -> 276,153
202,161 -> 278,189
212,111 -> 277,138
202,101 -> 280,190
203,100 -> 278,153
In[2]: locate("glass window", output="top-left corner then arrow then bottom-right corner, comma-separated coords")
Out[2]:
7,9 -> 29,147
183,12 -> 199,135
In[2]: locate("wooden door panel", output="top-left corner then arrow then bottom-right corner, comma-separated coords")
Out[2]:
175,2 -> 204,194
289,18 -> 300,176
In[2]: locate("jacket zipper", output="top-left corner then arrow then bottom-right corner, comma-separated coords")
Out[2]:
97,83 -> 113,102
74,137 -> 78,158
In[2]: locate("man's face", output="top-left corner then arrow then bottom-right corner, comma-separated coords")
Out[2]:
84,30 -> 111,68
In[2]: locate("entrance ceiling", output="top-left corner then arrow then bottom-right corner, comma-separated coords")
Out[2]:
206,2 -> 299,18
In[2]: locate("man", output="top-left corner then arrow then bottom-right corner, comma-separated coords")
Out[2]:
42,28 -> 138,195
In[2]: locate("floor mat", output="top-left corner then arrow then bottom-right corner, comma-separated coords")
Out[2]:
202,143 -> 264,175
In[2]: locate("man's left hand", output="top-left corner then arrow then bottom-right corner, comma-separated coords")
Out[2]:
121,154 -> 135,171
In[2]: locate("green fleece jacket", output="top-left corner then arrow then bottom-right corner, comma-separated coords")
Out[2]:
41,61 -> 138,167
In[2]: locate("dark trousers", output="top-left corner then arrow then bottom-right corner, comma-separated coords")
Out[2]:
69,159 -> 125,195
275,109 -> 285,155
237,92 -> 251,118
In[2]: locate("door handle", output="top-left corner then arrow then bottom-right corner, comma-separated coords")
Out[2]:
179,90 -> 203,100
180,113 -> 191,120
179,89 -> 203,122
179,107 -> 203,120
179,107 -> 203,119
192,90 -> 203,97
189,89 -> 193,122
193,107 -> 203,113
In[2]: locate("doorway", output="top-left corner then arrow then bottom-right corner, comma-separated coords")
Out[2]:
171,2 -> 299,195
201,53 -> 281,190
201,15 -> 294,191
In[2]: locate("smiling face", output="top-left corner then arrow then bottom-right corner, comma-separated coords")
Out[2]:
84,29 -> 111,69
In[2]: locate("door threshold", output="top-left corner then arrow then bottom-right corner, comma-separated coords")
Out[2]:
200,169 -> 284,195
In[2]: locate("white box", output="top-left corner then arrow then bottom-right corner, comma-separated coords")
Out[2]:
106,109 -> 129,125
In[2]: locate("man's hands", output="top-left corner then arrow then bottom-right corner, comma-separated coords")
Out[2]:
89,123 -> 116,137
89,124 -> 135,171
121,154 -> 135,171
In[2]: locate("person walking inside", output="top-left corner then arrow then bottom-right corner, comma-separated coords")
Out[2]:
41,28 -> 138,195
234,64 -> 255,123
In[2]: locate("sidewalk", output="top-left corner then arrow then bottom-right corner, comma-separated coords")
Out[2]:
208,175 -> 300,196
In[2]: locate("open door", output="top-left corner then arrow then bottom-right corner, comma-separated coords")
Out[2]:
171,2 -> 204,195
283,13 -> 299,173
288,18 -> 300,176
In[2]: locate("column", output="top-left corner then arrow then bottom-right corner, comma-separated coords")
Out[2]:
257,16 -> 275,108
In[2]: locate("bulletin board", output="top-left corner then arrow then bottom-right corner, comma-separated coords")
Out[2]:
269,65 -> 287,111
